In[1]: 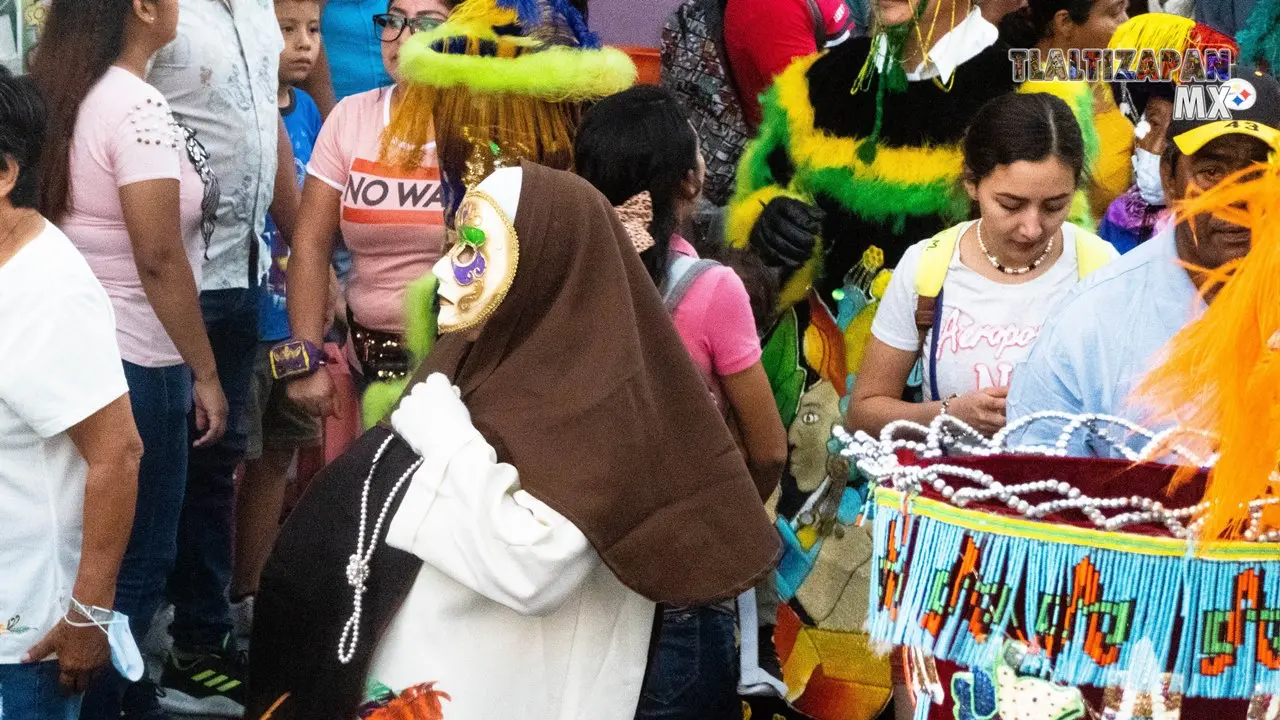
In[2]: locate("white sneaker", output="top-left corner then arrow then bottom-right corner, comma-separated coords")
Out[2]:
232,595 -> 254,646
141,604 -> 174,660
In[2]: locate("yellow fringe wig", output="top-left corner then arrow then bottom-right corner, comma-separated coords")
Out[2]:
1107,14 -> 1238,84
380,0 -> 635,180
1135,160 -> 1280,541
1108,15 -> 1198,77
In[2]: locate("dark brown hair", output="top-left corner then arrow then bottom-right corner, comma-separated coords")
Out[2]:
999,0 -> 1095,47
29,0 -> 133,219
575,85 -> 699,287
0,68 -> 47,209
962,91 -> 1087,186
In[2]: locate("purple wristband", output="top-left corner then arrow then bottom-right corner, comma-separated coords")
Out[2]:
269,339 -> 325,381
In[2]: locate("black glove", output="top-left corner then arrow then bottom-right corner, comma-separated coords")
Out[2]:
749,196 -> 824,272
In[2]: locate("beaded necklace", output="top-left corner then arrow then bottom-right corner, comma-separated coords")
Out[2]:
975,219 -> 1058,275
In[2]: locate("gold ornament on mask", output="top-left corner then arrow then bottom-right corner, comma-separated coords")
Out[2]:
438,188 -> 519,334
461,126 -> 537,192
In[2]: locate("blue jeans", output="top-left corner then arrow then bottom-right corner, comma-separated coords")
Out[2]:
634,606 -> 739,720
0,661 -> 82,719
81,363 -> 192,718
168,286 -> 259,652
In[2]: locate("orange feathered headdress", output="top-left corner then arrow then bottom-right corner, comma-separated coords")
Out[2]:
1135,160 -> 1280,540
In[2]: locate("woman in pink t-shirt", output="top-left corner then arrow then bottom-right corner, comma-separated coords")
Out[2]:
577,86 -> 787,496
30,1 -> 226,716
284,0 -> 452,418
575,85 -> 788,720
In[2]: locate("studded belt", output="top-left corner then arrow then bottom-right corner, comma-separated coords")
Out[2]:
347,309 -> 410,383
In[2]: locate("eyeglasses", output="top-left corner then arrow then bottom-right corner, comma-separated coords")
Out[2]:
373,13 -> 443,42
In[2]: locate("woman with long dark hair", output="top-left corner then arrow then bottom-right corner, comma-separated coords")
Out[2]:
847,92 -> 1118,438
30,1 -> 225,717
575,85 -> 788,720
576,85 -> 785,513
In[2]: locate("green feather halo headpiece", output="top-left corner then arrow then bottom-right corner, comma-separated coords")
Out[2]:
398,0 -> 636,102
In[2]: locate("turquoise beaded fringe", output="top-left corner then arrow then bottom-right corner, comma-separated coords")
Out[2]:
867,495 -> 1280,699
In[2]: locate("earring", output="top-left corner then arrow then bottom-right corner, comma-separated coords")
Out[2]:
685,169 -> 704,201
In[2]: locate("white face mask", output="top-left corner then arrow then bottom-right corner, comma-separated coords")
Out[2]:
66,599 -> 145,681
106,610 -> 145,681
1132,148 -> 1165,206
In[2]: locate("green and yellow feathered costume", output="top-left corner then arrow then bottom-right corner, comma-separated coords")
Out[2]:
730,21 -> 1100,720
730,40 -> 1096,321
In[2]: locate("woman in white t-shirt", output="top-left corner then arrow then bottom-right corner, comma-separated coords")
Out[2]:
847,92 -> 1118,437
0,69 -> 142,720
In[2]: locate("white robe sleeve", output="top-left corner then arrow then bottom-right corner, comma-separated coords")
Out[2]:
383,428 -> 600,617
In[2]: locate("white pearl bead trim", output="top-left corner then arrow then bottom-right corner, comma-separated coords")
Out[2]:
833,413 -> 1279,541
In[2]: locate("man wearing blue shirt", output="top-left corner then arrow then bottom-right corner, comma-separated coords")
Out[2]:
1006,66 -> 1280,457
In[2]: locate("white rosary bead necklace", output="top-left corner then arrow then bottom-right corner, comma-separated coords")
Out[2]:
337,435 -> 424,665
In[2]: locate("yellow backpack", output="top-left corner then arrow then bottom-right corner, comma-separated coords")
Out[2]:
911,221 -> 1114,400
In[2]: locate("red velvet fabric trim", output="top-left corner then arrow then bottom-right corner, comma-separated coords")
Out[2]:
892,452 -> 1209,538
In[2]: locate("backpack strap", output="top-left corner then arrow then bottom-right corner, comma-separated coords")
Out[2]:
912,223 -> 964,342
662,255 -> 721,314
912,223 -> 965,403
1072,226 -> 1113,279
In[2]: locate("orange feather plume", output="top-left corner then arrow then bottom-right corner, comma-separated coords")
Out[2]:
1134,160 -> 1280,540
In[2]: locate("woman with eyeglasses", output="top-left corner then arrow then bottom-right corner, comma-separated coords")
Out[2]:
282,0 -> 453,420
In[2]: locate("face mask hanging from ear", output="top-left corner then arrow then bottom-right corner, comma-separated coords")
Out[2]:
1132,148 -> 1166,206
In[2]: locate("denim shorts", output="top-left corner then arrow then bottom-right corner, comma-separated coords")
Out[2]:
246,343 -> 322,459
